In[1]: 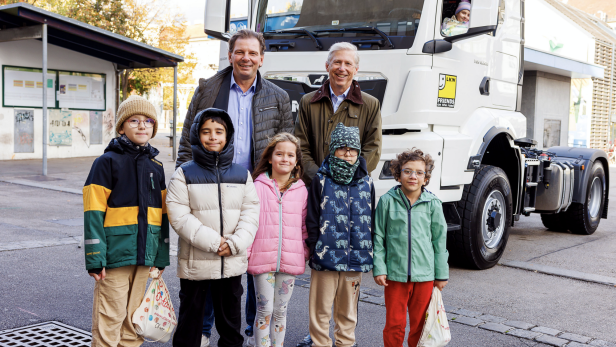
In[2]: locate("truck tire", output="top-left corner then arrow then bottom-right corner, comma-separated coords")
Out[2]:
450,165 -> 513,269
566,161 -> 606,235
540,213 -> 568,232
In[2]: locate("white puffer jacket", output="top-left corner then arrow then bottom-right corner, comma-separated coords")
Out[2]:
167,109 -> 260,280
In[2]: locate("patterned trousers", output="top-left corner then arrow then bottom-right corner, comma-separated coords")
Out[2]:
253,272 -> 296,347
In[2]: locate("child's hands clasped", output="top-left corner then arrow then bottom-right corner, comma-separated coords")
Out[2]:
217,236 -> 232,257
374,275 -> 388,286
434,280 -> 448,291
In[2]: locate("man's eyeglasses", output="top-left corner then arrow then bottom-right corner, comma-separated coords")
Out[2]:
401,169 -> 426,178
335,147 -> 359,156
127,119 -> 155,128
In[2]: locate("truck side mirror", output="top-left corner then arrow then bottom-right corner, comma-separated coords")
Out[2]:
204,0 -> 231,41
444,0 -> 499,43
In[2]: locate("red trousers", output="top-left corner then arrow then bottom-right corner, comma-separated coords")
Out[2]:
383,280 -> 434,347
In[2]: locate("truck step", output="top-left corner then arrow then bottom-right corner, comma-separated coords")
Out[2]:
447,223 -> 461,232
525,182 -> 538,187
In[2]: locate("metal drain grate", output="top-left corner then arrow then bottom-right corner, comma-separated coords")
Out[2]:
0,321 -> 91,347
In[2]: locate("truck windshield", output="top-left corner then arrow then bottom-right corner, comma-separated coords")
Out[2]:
254,0 -> 425,50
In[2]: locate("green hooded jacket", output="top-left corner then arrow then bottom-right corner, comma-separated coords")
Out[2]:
373,186 -> 449,283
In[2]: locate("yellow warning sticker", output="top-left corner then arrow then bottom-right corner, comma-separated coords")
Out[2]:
437,74 -> 457,108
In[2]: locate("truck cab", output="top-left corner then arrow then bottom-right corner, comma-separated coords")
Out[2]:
204,0 -> 609,269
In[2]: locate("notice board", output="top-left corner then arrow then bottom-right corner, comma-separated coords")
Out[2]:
3,66 -> 56,108
58,71 -> 105,110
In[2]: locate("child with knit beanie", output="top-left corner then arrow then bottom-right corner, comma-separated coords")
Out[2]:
305,123 -> 376,347
83,95 -> 170,347
442,0 -> 471,36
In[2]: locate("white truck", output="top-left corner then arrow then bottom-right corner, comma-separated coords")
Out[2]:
203,0 -> 610,269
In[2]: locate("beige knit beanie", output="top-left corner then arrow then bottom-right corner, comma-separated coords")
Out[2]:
116,95 -> 159,138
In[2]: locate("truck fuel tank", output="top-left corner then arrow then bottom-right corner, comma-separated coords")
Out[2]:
535,162 -> 575,213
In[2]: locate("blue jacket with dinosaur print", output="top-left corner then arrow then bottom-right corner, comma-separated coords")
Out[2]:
306,155 -> 375,272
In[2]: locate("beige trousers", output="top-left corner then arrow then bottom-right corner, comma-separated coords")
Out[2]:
309,270 -> 362,347
91,265 -> 150,347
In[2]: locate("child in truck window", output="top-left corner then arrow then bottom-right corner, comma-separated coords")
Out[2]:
442,0 -> 471,36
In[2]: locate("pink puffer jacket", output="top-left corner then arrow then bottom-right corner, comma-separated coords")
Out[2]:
247,173 -> 309,276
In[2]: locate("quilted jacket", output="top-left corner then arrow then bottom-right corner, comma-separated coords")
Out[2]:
176,67 -> 294,169
306,156 -> 376,272
82,139 -> 169,271
373,186 -> 449,283
247,173 -> 309,276
166,108 -> 260,280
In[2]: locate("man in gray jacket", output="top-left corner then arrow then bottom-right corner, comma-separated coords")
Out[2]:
176,29 -> 293,347
176,29 -> 293,169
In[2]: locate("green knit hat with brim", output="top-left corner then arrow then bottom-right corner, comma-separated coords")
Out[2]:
329,123 -> 361,157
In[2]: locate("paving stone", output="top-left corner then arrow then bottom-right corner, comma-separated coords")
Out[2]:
359,288 -> 383,297
567,342 -> 590,347
361,296 -> 385,306
447,313 -> 459,321
477,314 -> 507,323
559,333 -> 592,344
504,320 -> 536,330
534,335 -> 569,347
590,340 -> 616,347
531,326 -> 562,336
451,316 -> 483,327
506,329 -> 543,340
478,322 -> 513,334
453,308 -> 483,318
295,280 -> 310,287
444,305 -> 458,312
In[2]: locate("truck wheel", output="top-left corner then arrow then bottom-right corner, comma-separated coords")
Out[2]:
567,161 -> 606,235
451,165 -> 513,269
540,213 -> 568,232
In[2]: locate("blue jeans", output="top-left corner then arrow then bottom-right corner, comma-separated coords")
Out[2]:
245,273 -> 256,336
201,273 -> 256,337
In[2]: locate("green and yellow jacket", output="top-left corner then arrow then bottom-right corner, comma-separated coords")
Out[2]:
373,186 -> 449,283
83,137 -> 170,271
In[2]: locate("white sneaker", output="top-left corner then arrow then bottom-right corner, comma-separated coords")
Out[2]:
201,335 -> 210,347
246,335 -> 255,347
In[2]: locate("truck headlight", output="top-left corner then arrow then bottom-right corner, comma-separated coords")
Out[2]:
379,161 -> 394,180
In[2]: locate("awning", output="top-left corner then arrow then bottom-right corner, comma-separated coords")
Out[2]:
524,47 -> 604,79
0,3 -> 184,69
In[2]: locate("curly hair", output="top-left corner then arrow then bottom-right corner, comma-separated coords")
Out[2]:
390,148 -> 435,185
252,132 -> 304,190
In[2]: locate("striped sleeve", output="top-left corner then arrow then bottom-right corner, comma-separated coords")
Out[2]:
154,171 -> 170,268
82,157 -> 112,270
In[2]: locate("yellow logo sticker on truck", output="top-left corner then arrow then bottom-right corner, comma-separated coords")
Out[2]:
437,74 -> 457,108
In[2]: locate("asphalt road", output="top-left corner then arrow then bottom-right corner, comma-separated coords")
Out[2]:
0,143 -> 614,346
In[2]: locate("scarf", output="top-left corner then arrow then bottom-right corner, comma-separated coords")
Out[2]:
328,123 -> 361,185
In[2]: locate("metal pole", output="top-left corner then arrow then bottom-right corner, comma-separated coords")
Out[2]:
172,65 -> 178,163
42,24 -> 48,176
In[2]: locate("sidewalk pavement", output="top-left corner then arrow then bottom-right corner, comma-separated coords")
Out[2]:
0,132 -> 179,193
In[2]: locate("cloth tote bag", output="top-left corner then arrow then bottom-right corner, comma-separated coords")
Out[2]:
132,269 -> 177,343
418,287 -> 451,347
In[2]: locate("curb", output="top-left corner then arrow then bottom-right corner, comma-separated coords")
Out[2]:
499,260 -> 616,287
293,274 -> 616,347
0,178 -> 83,195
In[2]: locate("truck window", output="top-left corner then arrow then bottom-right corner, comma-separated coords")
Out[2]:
229,0 -> 249,34
441,0 -> 471,37
255,0 -> 425,51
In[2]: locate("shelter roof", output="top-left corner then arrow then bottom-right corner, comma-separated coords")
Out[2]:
0,3 -> 184,69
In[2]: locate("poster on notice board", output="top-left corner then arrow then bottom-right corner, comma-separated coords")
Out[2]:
49,110 -> 72,146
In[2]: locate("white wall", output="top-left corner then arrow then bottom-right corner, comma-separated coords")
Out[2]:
0,40 -> 116,160
525,0 -> 595,63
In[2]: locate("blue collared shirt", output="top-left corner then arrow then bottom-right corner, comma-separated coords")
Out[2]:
228,74 -> 257,171
330,85 -> 351,113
